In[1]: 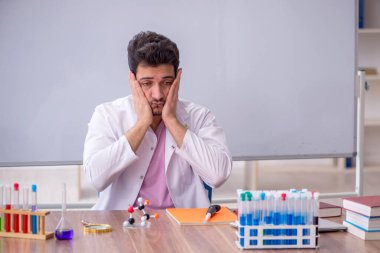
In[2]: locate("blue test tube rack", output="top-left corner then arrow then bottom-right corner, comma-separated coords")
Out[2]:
235,189 -> 319,250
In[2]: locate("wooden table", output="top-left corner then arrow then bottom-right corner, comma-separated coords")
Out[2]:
1,210 -> 380,253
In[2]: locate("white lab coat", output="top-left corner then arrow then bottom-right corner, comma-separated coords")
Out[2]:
83,95 -> 232,210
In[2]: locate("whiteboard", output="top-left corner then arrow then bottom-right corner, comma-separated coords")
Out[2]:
0,0 -> 356,165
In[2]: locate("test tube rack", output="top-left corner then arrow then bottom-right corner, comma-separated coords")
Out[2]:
236,223 -> 319,249
0,208 -> 54,240
236,189 -> 320,249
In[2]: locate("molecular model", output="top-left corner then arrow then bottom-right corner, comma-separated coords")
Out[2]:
123,197 -> 159,228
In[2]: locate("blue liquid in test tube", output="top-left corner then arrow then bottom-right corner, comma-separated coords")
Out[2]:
253,194 -> 260,226
293,191 -> 301,229
264,192 -> 271,225
280,193 -> 288,245
246,192 -> 253,226
264,192 -> 273,243
239,192 -> 247,226
286,193 -> 294,237
31,184 -> 38,234
272,192 -> 281,242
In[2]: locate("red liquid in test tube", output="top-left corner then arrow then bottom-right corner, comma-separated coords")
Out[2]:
22,186 -> 29,233
13,183 -> 20,233
5,186 -> 11,232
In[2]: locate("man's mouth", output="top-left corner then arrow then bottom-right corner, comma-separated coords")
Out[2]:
151,102 -> 164,107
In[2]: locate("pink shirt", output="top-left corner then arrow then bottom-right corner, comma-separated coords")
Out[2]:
135,122 -> 174,209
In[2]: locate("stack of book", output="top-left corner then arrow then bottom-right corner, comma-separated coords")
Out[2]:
343,196 -> 380,240
319,202 -> 342,218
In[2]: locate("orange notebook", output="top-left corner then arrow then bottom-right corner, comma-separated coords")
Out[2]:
166,206 -> 237,225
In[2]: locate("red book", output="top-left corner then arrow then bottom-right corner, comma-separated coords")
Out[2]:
319,201 -> 342,218
343,196 -> 380,217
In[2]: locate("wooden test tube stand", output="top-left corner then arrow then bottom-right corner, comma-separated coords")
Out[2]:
0,208 -> 54,240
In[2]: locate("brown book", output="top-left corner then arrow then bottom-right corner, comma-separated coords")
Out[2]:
343,196 -> 380,217
319,201 -> 342,218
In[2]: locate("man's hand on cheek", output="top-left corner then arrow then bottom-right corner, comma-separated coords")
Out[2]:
162,68 -> 182,124
129,71 -> 153,127
162,68 -> 187,147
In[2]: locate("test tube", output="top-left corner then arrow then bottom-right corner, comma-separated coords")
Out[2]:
237,189 -> 242,222
272,192 -> 281,239
313,192 -> 320,246
300,192 -> 307,225
281,193 -> 288,222
260,191 -> 266,225
253,192 -> 260,226
0,185 -> 3,232
301,189 -> 312,225
239,192 -> 247,226
13,183 -> 20,233
271,190 -> 277,219
280,192 -> 288,241
22,186 -> 29,233
272,192 -> 281,225
293,191 -> 300,225
259,191 -> 269,244
246,192 -> 253,226
264,191 -> 272,225
5,185 -> 11,232
302,191 -> 312,245
238,190 -> 247,247
31,184 -> 38,234
313,192 -> 319,225
306,191 -> 313,225
286,192 -> 294,231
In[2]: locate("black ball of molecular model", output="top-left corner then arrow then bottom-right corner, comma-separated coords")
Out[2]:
123,197 -> 159,228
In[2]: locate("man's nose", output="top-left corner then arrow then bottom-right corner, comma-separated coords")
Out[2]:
151,84 -> 164,100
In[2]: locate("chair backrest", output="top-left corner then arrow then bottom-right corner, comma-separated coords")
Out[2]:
203,182 -> 212,202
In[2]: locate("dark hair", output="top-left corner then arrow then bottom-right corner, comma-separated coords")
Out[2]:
127,31 -> 180,75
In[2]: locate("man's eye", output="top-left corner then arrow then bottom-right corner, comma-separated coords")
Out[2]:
164,81 -> 173,86
141,83 -> 152,87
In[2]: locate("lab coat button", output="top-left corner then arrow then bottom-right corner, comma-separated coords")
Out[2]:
150,147 -> 154,151
140,175 -> 144,180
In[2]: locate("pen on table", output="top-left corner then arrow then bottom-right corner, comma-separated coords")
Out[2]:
203,204 -> 221,224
